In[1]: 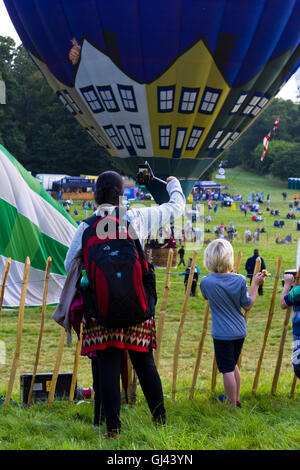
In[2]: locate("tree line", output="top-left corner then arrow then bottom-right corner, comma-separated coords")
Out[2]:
0,36 -> 117,177
0,36 -> 299,182
223,91 -> 300,181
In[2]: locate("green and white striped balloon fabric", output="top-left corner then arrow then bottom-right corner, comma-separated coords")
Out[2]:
0,145 -> 77,307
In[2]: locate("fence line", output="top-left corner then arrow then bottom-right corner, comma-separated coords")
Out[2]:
4,257 -> 30,407
27,257 -> 52,407
0,252 -> 299,406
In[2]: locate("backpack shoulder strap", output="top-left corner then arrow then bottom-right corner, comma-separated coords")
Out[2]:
83,214 -> 100,227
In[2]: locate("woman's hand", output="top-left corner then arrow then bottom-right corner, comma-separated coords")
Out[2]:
166,176 -> 176,184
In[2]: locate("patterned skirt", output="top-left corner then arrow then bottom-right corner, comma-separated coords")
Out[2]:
81,316 -> 157,356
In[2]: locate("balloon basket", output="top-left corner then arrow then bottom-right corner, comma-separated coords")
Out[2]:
145,247 -> 178,269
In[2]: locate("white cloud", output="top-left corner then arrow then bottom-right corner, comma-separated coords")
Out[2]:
0,0 -> 21,45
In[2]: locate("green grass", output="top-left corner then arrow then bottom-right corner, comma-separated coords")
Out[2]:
1,167 -> 300,450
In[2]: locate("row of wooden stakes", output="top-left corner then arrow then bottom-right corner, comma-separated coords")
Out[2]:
156,249 -> 299,400
0,250 -> 298,407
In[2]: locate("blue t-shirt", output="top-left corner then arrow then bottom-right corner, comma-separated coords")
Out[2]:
200,273 -> 252,340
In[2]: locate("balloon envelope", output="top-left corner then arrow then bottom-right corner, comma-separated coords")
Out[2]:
4,0 -> 300,202
0,145 -> 77,307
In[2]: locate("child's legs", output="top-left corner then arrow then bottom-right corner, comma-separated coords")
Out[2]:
213,339 -> 244,406
223,370 -> 237,405
223,365 -> 240,404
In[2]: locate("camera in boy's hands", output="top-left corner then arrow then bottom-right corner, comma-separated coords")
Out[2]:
282,270 -> 296,289
283,273 -> 295,290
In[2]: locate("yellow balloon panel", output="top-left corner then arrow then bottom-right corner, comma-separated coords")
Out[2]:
146,39 -> 231,159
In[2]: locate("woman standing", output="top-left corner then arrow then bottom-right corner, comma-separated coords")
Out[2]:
65,171 -> 185,438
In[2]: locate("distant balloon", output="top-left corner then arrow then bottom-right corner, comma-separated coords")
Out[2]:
4,0 -> 300,202
295,68 -> 300,100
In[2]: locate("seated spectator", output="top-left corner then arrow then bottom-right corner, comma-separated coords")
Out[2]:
274,220 -> 280,227
279,220 -> 285,228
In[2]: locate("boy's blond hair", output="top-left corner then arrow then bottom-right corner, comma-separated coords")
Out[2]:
203,239 -> 234,273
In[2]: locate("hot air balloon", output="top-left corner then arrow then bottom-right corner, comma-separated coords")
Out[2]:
3,0 -> 300,203
0,145 -> 77,307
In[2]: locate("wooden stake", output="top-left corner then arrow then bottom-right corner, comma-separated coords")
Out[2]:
211,356 -> 218,392
47,327 -> 66,407
238,256 -> 261,370
155,248 -> 173,368
127,357 -> 138,405
4,257 -> 30,407
69,322 -> 83,404
172,250 -> 198,401
211,252 -> 243,392
0,257 -> 11,324
271,265 -> 300,395
233,251 -> 243,274
189,300 -> 210,399
252,257 -> 282,395
290,373 -> 298,397
27,257 -> 52,406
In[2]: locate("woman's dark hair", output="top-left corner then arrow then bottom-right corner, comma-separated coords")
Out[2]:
94,171 -> 124,206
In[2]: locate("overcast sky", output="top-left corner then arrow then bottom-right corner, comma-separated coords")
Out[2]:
0,0 -> 298,101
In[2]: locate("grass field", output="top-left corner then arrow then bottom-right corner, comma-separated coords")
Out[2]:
1,167 -> 300,450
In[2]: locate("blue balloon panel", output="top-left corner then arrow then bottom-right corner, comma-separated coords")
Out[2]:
4,0 -> 300,201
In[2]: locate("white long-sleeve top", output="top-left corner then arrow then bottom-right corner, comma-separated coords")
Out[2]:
64,178 -> 185,272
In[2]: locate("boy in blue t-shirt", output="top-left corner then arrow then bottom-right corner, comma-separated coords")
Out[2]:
200,239 -> 265,409
280,274 -> 300,378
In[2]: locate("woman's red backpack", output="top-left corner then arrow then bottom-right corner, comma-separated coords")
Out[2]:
80,208 -> 156,329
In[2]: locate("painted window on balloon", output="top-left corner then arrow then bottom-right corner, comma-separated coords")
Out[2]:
250,96 -> 269,117
57,92 -> 76,115
118,85 -> 138,112
179,87 -> 200,113
130,125 -> 146,149
80,86 -> 104,113
242,94 -> 262,116
103,125 -> 123,149
158,86 -> 175,112
97,86 -> 120,112
62,90 -> 82,114
207,130 -> 224,149
159,126 -> 171,149
173,128 -> 187,158
217,131 -> 240,150
87,127 -> 110,148
199,87 -> 222,114
230,92 -> 248,114
186,127 -> 204,150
